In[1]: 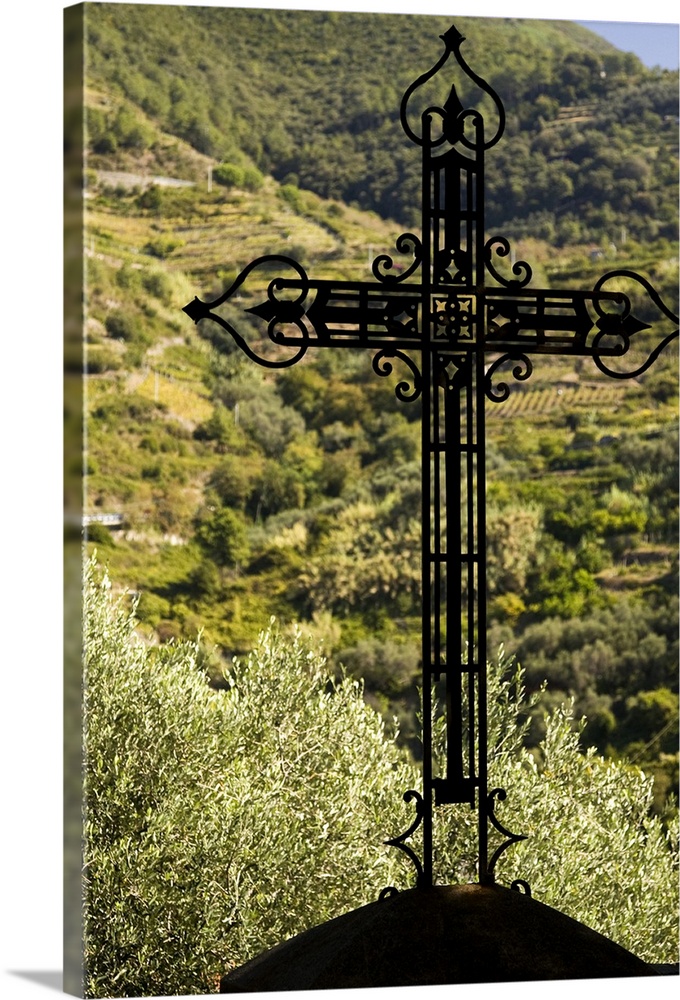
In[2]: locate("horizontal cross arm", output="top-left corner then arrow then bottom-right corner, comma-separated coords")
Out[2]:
250,277 -> 423,345
182,255 -> 427,367
484,288 -> 649,355
183,258 -> 677,387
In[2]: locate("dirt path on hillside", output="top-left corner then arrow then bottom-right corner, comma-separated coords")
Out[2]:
97,170 -> 195,190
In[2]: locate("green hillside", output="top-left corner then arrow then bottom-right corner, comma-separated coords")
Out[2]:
84,5 -> 678,243
81,5 -> 679,814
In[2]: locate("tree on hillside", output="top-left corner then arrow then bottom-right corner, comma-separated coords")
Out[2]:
195,506 -> 250,568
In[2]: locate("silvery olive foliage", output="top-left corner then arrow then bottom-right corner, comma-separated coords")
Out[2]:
83,562 -> 677,997
431,652 -> 679,963
83,560 -> 414,997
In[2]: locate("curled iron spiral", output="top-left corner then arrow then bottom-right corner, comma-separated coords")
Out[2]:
487,787 -> 528,881
484,237 -> 533,289
379,789 -> 425,897
372,233 -> 423,284
372,349 -> 423,402
182,254 -> 311,369
400,24 -> 505,150
510,879 -> 532,896
590,270 -> 679,379
484,353 -> 533,403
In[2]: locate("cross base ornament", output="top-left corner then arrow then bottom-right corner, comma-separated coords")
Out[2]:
184,24 -> 678,893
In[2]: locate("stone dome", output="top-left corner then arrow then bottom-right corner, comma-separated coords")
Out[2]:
220,882 -> 656,991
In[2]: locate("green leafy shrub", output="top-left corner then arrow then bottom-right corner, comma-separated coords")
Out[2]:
142,269 -> 173,303
137,185 -> 162,211
84,523 -> 115,547
616,688 -> 679,755
195,507 -> 250,567
104,309 -> 143,342
208,456 -> 256,509
242,165 -> 264,191
193,403 -> 240,451
213,162 -> 263,190
279,182 -> 305,214
186,560 -> 222,601
338,638 -> 419,698
236,392 -> 306,459
213,163 -> 243,188
112,104 -> 151,149
85,106 -> 109,151
85,346 -> 122,374
115,263 -> 141,291
135,591 -> 171,626
143,235 -> 184,259
300,498 -> 421,614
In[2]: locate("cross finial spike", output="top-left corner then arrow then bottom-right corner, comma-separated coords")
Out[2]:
182,296 -> 210,324
441,24 -> 466,51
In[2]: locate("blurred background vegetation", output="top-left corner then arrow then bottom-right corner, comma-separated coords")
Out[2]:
82,5 -> 678,819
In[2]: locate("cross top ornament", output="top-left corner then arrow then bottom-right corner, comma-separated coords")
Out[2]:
184,24 -> 678,894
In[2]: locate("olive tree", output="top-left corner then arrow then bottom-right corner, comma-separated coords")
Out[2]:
83,562 -> 414,997
431,651 -> 678,963
83,563 -> 678,997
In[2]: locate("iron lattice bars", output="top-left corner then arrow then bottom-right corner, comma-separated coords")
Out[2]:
184,22 -> 679,895
421,95 -> 491,884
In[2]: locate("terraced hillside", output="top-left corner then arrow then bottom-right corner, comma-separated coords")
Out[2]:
80,5 -> 679,811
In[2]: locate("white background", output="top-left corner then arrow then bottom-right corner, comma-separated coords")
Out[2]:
0,1 -> 676,998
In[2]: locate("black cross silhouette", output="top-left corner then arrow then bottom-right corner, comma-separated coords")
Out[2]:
184,24 -> 678,892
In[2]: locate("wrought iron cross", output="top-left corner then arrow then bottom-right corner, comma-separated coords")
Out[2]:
184,25 -> 678,892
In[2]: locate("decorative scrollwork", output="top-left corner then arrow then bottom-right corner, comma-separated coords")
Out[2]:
448,37 -> 505,151
378,886 -> 399,901
381,789 -> 425,890
590,270 -> 679,379
487,788 -> 528,878
510,879 -> 532,896
423,102 -> 484,154
484,353 -> 532,403
484,237 -> 532,288
372,349 -> 422,402
372,233 -> 423,284
183,254 -> 310,370
400,44 -> 451,146
400,23 -> 504,150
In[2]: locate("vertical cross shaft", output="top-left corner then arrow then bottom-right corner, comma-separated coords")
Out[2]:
419,94 -> 491,884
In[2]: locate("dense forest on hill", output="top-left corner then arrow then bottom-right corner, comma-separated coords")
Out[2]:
85,5 -> 679,243
81,5 -> 678,816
